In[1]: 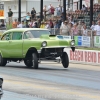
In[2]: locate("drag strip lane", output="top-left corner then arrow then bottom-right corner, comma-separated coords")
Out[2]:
0,62 -> 100,100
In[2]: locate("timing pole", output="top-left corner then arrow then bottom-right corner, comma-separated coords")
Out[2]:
40,0 -> 43,22
90,0 -> 93,26
63,0 -> 66,21
80,0 -> 82,10
18,0 -> 21,22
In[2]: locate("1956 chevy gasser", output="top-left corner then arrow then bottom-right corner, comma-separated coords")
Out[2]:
0,28 -> 75,69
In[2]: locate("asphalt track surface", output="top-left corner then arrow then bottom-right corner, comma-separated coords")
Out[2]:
0,62 -> 100,100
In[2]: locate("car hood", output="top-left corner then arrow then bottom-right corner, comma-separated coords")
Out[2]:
39,35 -> 73,47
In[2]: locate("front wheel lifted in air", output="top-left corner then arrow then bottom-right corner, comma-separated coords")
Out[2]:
61,52 -> 69,68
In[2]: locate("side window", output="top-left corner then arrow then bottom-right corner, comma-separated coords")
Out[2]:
12,32 -> 22,40
23,31 -> 32,39
1,33 -> 12,40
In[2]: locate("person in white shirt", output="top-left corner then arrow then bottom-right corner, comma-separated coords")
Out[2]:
48,4 -> 52,14
44,22 -> 50,29
91,21 -> 96,30
17,21 -> 22,28
94,20 -> 100,36
60,20 -> 70,35
55,5 -> 61,16
82,25 -> 88,36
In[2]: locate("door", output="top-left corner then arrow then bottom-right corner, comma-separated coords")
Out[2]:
0,32 -> 12,58
7,31 -> 23,58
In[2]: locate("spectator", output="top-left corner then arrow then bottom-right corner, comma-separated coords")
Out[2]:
60,20 -> 70,35
50,5 -> 55,20
17,21 -> 22,28
0,20 -> 6,28
12,19 -> 17,28
82,25 -> 88,36
91,21 -> 96,30
26,12 -> 31,22
43,5 -> 47,20
8,9 -> 13,25
71,23 -> 79,36
81,5 -> 87,11
45,22 -> 50,29
47,4 -> 52,18
55,5 -> 62,16
37,18 -> 41,28
40,21 -> 45,28
49,19 -> 54,28
22,21 -> 26,28
25,21 -> 29,28
54,21 -> 59,35
33,22 -> 38,28
31,8 -> 36,20
94,20 -> 100,36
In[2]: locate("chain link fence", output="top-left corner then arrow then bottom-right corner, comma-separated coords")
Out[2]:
50,28 -> 100,49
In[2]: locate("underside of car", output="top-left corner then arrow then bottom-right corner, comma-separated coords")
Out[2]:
40,48 -> 64,60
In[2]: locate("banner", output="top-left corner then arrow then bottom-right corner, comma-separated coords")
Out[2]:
64,48 -> 100,65
0,3 -> 4,18
57,35 -> 71,40
74,36 -> 90,47
94,36 -> 100,47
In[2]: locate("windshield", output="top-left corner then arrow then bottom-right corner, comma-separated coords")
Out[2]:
30,30 -> 50,38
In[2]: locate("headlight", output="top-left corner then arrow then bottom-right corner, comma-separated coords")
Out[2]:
41,41 -> 47,47
71,40 -> 75,46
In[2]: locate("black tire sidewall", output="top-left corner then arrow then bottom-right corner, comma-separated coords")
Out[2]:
32,53 -> 38,69
24,59 -> 32,68
61,52 -> 69,68
0,54 -> 7,66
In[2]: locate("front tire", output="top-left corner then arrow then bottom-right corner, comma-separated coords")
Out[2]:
24,53 -> 38,69
0,54 -> 7,66
61,52 -> 69,68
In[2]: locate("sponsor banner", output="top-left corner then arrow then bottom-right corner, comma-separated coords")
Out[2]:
57,35 -> 71,40
74,36 -> 90,47
0,3 -> 4,17
94,36 -> 100,47
65,48 -> 100,65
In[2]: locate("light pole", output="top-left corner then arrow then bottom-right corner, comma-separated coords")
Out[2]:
80,0 -> 82,10
90,0 -> 93,26
18,0 -> 21,22
63,0 -> 66,21
40,0 -> 43,22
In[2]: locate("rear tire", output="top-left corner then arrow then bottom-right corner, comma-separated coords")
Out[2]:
24,53 -> 38,69
0,54 -> 7,66
61,52 -> 69,68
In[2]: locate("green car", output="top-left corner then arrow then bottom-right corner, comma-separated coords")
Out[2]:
0,28 -> 75,69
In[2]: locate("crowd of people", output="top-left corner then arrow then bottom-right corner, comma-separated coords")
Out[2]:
7,3 -> 100,36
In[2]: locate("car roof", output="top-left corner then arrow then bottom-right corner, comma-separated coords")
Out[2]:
3,28 -> 49,34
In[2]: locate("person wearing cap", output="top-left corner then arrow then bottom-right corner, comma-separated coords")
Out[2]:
60,20 -> 70,35
8,9 -> 13,25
